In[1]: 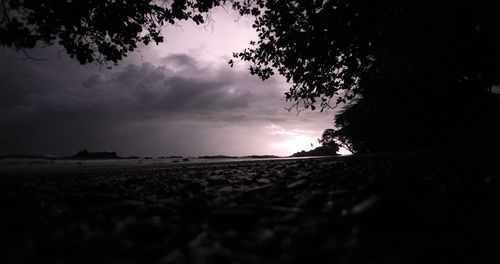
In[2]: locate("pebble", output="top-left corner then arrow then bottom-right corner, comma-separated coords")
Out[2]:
287,179 -> 307,189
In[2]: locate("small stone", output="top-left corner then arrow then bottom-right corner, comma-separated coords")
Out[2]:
207,175 -> 228,185
351,195 -> 379,215
258,228 -> 275,243
257,178 -> 271,184
180,196 -> 209,217
329,189 -> 352,197
189,232 -> 208,248
296,192 -> 326,209
160,249 -> 183,264
244,183 -> 273,192
218,186 -> 233,194
115,216 -> 165,241
287,179 -> 307,189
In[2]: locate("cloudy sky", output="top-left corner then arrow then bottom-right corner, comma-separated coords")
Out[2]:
0,8 -> 340,157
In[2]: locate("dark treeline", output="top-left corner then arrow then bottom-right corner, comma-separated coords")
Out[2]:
2,0 -> 500,153
233,0 -> 500,153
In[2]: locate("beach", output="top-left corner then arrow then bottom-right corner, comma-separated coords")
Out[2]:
1,151 -> 499,264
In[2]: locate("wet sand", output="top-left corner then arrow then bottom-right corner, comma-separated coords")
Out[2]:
1,151 -> 499,264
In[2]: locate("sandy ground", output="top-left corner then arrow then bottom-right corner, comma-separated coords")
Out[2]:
1,151 -> 499,264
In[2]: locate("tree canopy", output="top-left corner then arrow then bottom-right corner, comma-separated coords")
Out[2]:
233,0 -> 500,152
0,0 -> 225,64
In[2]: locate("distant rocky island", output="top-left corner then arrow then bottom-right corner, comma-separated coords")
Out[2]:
243,155 -> 281,159
197,155 -> 282,159
70,149 -> 122,160
291,145 -> 339,157
198,155 -> 239,159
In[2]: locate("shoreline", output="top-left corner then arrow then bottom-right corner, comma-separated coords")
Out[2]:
0,155 -> 341,176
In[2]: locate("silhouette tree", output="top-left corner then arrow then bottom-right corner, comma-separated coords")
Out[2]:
290,141 -> 339,157
233,0 -> 500,152
0,0 -> 225,65
319,128 -> 353,154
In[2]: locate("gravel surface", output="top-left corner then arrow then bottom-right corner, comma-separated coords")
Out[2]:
1,151 -> 499,264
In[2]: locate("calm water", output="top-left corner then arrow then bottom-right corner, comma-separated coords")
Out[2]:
0,156 -> 338,175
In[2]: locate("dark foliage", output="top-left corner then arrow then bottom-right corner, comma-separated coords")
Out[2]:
233,0 -> 500,152
290,144 -> 339,157
290,129 -> 341,157
70,149 -> 121,160
320,128 -> 353,154
0,0 -> 225,65
232,0 -> 362,109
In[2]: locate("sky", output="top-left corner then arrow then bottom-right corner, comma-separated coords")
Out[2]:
0,8 -> 341,157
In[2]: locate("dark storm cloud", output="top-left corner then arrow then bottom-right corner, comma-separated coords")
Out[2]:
1,52 -> 276,122
1,49 -> 315,156
160,53 -> 198,68
78,60 -> 257,116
